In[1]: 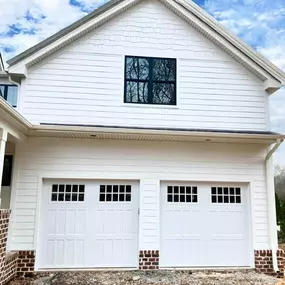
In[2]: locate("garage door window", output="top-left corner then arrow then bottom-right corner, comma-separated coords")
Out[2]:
167,186 -> 198,203
51,184 -> 85,202
100,185 -> 131,202
211,187 -> 241,204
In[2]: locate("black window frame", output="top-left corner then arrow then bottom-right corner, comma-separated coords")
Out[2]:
2,155 -> 13,187
0,84 -> 18,108
124,55 -> 177,105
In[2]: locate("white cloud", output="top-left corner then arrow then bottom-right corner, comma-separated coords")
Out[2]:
0,0 -> 104,61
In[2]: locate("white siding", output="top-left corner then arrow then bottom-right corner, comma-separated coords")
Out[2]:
20,0 -> 268,131
10,137 -> 269,251
0,78 -> 10,85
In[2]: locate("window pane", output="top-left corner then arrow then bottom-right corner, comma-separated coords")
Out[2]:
126,57 -> 138,79
6,86 -> 18,107
236,188 -> 241,195
126,81 -> 148,103
138,58 -> 149,80
66,185 -> 72,192
51,194 -> 57,201
126,194 -> 131,201
153,83 -> 175,105
125,56 -> 176,106
153,59 -> 176,81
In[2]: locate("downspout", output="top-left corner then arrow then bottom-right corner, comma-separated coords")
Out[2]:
265,138 -> 283,272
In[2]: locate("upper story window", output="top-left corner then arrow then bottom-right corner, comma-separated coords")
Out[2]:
0,85 -> 18,107
124,56 -> 176,105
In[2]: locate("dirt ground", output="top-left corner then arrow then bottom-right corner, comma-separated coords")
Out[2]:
8,271 -> 281,285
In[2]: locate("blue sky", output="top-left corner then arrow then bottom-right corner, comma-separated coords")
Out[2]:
1,0 -> 285,164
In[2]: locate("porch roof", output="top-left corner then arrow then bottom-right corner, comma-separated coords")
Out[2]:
0,97 -> 284,144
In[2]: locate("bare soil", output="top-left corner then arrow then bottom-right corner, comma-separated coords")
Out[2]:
8,271 -> 280,285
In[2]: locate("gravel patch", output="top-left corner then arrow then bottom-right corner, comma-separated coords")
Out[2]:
8,271 -> 280,285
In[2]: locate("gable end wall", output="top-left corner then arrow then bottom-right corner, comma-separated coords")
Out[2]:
18,0 -> 269,132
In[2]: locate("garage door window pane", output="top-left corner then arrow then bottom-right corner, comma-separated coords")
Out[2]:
167,186 -> 198,203
211,187 -> 241,204
51,184 -> 85,202
100,185 -> 132,202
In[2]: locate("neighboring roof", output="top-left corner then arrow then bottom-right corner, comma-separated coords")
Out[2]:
6,0 -> 285,88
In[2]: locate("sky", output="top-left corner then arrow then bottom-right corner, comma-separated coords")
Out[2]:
0,0 -> 285,165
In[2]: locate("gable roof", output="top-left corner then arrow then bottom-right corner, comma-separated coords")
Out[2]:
6,0 -> 285,89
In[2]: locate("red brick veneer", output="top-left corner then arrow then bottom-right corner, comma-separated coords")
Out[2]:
0,210 -> 18,285
139,250 -> 159,270
2,252 -> 18,284
255,250 -> 285,278
17,250 -> 35,276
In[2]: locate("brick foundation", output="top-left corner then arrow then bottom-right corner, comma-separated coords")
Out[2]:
255,250 -> 285,278
2,252 -> 18,284
0,209 -> 18,285
0,210 -> 36,284
139,250 -> 159,270
17,250 -> 35,276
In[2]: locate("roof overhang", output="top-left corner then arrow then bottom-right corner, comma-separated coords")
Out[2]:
29,124 -> 285,145
6,0 -> 285,93
0,99 -> 284,145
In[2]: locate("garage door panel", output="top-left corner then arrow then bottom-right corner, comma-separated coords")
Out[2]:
38,180 -> 138,269
161,182 -> 251,268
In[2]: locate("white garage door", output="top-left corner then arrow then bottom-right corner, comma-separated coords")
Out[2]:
37,180 -> 139,269
160,182 -> 252,268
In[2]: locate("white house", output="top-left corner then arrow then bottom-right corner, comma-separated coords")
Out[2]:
0,0 -> 285,277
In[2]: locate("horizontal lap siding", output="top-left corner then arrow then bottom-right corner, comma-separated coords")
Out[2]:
21,0 -> 268,131
10,138 -> 269,250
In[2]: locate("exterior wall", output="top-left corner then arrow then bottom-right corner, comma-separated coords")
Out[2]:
2,252 -> 18,284
17,251 -> 35,275
139,250 -> 159,270
0,210 -> 10,283
255,250 -> 285,277
0,210 -> 18,285
9,137 -> 269,254
19,0 -> 268,132
0,210 -> 34,285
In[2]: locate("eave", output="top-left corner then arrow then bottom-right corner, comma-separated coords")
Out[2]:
0,94 -> 284,145
27,124 -> 284,144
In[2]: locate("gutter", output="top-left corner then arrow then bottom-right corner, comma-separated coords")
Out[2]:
31,124 -> 285,141
265,139 -> 284,272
